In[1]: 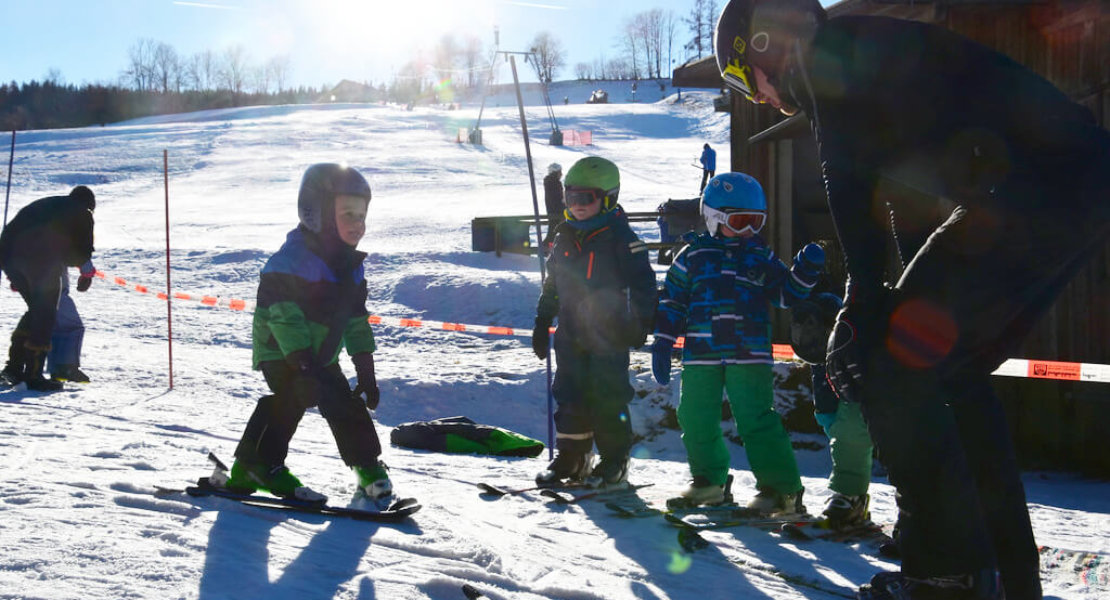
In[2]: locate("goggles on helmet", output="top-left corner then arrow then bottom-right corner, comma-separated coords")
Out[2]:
722,35 -> 758,101
564,186 -> 615,208
704,205 -> 766,235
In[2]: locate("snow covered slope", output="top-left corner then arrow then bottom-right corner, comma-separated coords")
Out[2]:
1,94 -> 1106,600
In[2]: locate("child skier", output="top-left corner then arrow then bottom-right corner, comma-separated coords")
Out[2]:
791,292 -> 874,527
531,156 -> 657,489
651,172 -> 824,515
218,163 -> 391,507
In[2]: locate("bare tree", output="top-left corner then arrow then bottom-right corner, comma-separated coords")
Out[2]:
432,34 -> 458,88
684,0 -> 708,59
461,36 -> 484,89
152,42 -> 179,93
528,31 -> 565,83
220,45 -> 250,97
619,15 -> 643,79
575,62 -> 592,80
125,38 -> 158,91
266,55 -> 291,93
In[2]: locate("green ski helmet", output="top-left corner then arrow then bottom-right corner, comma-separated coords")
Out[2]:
563,156 -> 620,213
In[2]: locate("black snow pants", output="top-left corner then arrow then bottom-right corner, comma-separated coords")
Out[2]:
3,255 -> 65,350
551,339 -> 634,461
858,157 -> 1110,600
235,360 -> 381,468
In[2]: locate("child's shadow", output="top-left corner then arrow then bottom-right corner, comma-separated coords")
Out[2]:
197,506 -> 421,600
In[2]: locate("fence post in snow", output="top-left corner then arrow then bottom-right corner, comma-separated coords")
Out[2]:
3,131 -> 14,228
163,150 -> 174,389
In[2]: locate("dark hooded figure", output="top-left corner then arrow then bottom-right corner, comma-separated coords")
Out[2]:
0,186 -> 96,391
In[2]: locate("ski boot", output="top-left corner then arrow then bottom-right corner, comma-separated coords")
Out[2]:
666,474 -> 734,510
22,346 -> 63,392
746,487 -> 806,517
858,568 -> 1003,600
584,455 -> 628,489
821,492 -> 870,528
351,461 -> 394,510
51,365 -> 91,383
225,459 -> 326,503
535,451 -> 593,487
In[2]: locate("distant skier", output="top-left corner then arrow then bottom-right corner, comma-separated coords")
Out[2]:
48,259 -> 97,383
715,0 -> 1110,597
698,143 -> 717,192
532,156 -> 657,489
541,162 -> 564,251
220,163 -> 393,508
0,186 -> 96,391
790,292 -> 873,528
652,172 -> 824,514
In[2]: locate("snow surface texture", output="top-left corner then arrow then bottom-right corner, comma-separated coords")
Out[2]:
1,88 -> 1107,600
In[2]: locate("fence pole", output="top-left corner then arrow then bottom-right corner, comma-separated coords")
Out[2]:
163,150 -> 174,389
3,131 -> 14,228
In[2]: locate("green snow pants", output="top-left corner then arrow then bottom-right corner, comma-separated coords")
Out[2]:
678,364 -> 802,494
825,401 -> 873,497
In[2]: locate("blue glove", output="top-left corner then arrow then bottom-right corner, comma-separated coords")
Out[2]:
814,410 -> 837,434
651,338 -> 674,385
826,295 -> 887,404
793,243 -> 826,278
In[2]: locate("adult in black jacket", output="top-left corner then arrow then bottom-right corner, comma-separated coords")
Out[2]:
715,2 -> 1110,599
0,186 -> 96,391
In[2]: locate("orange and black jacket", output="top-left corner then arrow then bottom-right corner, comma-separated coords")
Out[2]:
536,206 -> 657,355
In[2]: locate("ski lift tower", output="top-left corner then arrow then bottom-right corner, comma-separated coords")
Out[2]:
470,26 -> 501,145
527,49 -> 563,146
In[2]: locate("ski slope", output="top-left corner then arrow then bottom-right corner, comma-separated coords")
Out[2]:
1,92 -> 1107,600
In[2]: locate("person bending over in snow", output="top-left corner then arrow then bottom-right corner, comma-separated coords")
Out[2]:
0,186 -> 96,392
531,156 -> 657,489
651,172 -> 824,515
790,292 -> 874,528
220,163 -> 391,508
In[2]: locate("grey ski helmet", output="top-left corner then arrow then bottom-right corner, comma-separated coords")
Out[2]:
297,163 -> 371,234
789,291 -> 842,364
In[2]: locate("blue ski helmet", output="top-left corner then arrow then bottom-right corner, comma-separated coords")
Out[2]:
700,172 -> 767,236
297,163 -> 371,235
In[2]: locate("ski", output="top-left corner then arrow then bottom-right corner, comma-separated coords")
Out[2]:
777,519 -> 895,551
664,509 -> 816,531
476,480 -> 591,497
177,477 -> 421,522
540,482 -> 654,505
605,500 -> 751,519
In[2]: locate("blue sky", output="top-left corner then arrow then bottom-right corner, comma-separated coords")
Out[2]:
1,0 -> 750,89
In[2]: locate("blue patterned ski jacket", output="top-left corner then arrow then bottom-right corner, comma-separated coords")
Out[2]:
654,232 -> 818,365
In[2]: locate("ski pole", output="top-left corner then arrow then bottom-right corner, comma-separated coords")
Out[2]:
3,130 -> 14,229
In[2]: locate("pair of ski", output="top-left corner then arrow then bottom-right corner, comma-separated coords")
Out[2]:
157,453 -> 421,523
477,480 -> 652,504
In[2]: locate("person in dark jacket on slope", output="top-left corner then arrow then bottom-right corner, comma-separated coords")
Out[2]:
0,186 -> 96,391
531,156 -> 657,489
219,163 -> 392,508
715,1 -> 1110,598
541,162 -> 564,250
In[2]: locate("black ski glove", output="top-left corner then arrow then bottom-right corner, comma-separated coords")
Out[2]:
351,352 -> 380,410
76,274 -> 93,292
825,293 -> 888,403
532,317 -> 552,360
285,349 -> 324,408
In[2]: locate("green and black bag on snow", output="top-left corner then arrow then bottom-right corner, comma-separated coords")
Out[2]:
390,416 -> 545,457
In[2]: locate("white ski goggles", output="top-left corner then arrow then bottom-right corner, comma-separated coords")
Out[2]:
703,206 -> 766,235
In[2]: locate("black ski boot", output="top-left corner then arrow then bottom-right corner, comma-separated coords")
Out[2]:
23,346 -> 63,392
535,451 -> 592,486
584,455 -> 628,489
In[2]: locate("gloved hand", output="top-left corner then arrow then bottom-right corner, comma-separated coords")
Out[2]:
825,296 -> 886,403
532,317 -> 552,360
351,352 -> 380,410
76,274 -> 94,292
814,410 -> 838,433
285,349 -> 324,408
651,338 -> 674,385
793,243 -> 826,278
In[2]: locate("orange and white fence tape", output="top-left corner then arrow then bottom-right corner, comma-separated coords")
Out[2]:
92,271 -> 1110,383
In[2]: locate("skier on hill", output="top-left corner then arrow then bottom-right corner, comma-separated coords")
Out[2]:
699,143 -> 717,192
531,156 -> 657,489
790,292 -> 873,528
218,163 -> 393,508
0,186 -> 96,392
715,0 -> 1110,597
651,172 -> 825,515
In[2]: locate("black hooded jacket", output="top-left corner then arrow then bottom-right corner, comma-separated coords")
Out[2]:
0,192 -> 95,274
780,15 -> 1110,299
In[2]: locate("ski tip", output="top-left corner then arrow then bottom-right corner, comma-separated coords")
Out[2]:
461,583 -> 486,599
476,483 -> 508,497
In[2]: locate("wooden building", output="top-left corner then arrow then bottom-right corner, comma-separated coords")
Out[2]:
674,0 -> 1110,474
